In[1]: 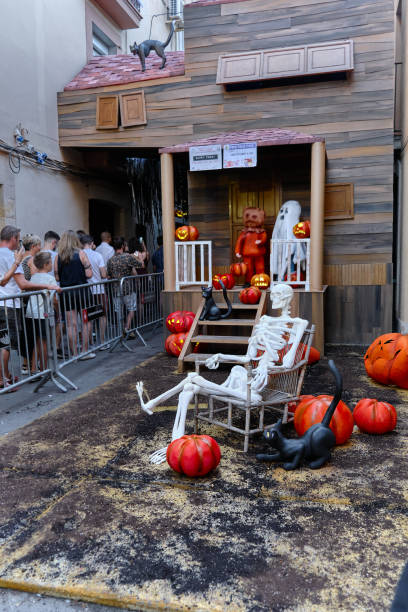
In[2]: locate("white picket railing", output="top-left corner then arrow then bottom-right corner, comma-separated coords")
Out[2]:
175,241 -> 212,290
270,238 -> 310,291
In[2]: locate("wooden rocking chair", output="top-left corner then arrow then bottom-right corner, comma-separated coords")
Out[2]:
193,325 -> 315,452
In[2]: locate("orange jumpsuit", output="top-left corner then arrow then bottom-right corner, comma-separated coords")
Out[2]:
235,230 -> 268,283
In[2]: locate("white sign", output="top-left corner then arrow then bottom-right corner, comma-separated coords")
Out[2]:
223,142 -> 257,168
189,144 -> 222,171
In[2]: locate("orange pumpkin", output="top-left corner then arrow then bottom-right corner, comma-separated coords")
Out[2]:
167,434 -> 221,477
239,286 -> 261,304
165,310 -> 195,333
230,262 -> 248,277
175,225 -> 199,241
284,271 -> 306,288
288,394 -> 315,414
364,333 -> 408,389
353,398 -> 397,434
165,332 -> 187,357
251,273 -> 270,289
213,273 -> 235,290
294,395 -> 354,445
293,220 -> 311,239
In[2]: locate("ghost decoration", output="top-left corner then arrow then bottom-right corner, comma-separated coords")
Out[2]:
271,200 -> 306,278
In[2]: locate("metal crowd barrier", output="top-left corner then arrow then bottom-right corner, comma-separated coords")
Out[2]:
0,272 -> 164,395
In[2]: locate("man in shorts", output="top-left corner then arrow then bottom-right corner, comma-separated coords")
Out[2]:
106,236 -> 142,338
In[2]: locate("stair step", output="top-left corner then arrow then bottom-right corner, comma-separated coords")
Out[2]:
214,303 -> 258,309
183,353 -> 245,363
198,318 -> 254,326
191,335 -> 250,344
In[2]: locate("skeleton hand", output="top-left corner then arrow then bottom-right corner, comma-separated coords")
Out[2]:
205,354 -> 220,369
136,381 -> 153,415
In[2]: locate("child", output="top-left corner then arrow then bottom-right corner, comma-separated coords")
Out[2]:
25,252 -> 59,375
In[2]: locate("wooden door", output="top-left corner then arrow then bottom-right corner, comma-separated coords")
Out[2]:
229,180 -> 282,267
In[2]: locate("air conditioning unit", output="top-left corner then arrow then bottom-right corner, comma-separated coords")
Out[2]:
167,0 -> 182,19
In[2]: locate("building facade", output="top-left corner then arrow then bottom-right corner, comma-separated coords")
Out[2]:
57,0 -> 399,347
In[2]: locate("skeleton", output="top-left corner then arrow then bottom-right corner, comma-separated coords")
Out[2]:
136,284 -> 308,464
271,200 -> 306,279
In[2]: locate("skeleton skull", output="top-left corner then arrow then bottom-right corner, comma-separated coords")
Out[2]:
271,283 -> 293,314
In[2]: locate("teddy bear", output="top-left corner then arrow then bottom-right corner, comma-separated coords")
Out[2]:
234,207 -> 268,285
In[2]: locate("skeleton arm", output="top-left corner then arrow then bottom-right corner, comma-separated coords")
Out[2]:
205,353 -> 251,370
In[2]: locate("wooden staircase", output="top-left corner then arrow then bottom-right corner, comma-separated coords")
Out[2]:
177,290 -> 267,372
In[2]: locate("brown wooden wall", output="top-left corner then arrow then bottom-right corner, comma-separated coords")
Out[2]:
57,0 -> 396,343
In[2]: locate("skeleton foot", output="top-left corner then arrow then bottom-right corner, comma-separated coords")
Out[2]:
136,382 -> 153,415
149,447 -> 168,464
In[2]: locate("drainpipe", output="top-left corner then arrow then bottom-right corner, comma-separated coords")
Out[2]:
398,2 -> 408,332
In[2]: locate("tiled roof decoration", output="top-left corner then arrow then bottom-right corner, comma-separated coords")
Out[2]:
64,51 -> 185,91
159,128 -> 324,154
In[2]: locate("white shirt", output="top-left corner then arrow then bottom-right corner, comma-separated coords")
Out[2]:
0,247 -> 24,308
26,272 -> 58,318
96,242 -> 114,266
83,248 -> 105,294
42,249 -> 58,279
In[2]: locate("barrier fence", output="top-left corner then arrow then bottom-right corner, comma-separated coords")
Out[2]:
0,272 -> 164,395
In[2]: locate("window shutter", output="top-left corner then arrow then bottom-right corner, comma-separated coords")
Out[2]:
96,95 -> 119,129
119,92 -> 147,127
324,183 -> 354,220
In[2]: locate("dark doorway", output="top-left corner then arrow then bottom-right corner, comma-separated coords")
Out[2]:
89,200 -> 116,245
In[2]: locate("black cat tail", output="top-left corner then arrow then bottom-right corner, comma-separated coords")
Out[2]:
164,21 -> 175,48
219,280 -> 233,319
321,360 -> 343,428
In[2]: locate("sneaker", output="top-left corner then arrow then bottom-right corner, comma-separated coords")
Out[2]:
125,331 -> 137,340
99,344 -> 111,351
21,367 -> 29,375
79,352 -> 96,361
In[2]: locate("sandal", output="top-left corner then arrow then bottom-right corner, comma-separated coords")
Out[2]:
0,380 -> 18,393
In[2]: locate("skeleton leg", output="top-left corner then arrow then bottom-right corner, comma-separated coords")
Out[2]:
150,383 -> 198,464
136,373 -> 195,415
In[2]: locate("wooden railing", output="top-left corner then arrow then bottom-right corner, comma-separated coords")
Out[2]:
175,241 -> 212,291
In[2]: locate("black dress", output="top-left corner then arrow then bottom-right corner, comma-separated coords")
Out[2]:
57,251 -> 91,313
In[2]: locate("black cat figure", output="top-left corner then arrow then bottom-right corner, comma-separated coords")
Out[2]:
129,22 -> 175,72
199,280 -> 232,321
256,359 -> 343,470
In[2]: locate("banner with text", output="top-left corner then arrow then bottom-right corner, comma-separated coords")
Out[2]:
223,142 -> 257,168
189,144 -> 222,171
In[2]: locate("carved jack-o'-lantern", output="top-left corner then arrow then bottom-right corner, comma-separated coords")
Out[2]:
364,333 -> 408,389
213,273 -> 235,290
175,225 -> 199,241
293,221 -> 311,239
251,273 -> 270,290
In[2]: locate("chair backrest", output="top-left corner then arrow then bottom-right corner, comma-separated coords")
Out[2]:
265,325 -> 315,397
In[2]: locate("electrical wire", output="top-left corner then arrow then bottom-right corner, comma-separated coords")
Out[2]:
0,138 -> 88,177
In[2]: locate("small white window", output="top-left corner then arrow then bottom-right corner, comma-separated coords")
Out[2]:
92,24 -> 117,57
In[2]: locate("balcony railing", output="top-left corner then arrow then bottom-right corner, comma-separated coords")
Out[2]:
270,238 -> 310,291
127,0 -> 142,11
175,241 -> 212,291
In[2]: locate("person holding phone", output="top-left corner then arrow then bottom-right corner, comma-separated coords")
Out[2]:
128,236 -> 149,274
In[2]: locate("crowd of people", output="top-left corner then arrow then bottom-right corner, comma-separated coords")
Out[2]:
0,224 -> 164,391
